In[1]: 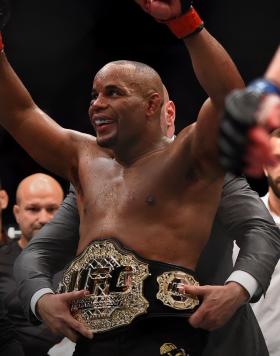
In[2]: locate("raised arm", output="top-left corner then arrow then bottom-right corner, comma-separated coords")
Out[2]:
0,34 -> 80,180
135,0 -> 244,174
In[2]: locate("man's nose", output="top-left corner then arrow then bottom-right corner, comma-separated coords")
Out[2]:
37,209 -> 53,225
91,94 -> 108,111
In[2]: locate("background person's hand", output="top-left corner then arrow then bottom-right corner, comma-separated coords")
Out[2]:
181,282 -> 249,330
37,290 -> 93,342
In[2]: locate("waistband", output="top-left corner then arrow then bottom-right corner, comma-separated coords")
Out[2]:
57,238 -> 200,333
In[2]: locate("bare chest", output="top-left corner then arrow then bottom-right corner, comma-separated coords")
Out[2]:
78,156 -> 172,218
75,153 -> 223,260
76,148 -> 223,223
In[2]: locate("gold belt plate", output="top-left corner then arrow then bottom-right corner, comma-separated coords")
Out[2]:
156,271 -> 199,310
58,240 -> 150,333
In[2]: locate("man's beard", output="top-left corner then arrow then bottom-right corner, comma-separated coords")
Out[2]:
96,135 -> 117,148
267,174 -> 280,199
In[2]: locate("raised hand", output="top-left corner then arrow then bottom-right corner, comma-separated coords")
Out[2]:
37,290 -> 93,342
134,0 -> 188,21
134,0 -> 203,39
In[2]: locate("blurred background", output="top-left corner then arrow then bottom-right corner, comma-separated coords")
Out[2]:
1,0 -> 280,226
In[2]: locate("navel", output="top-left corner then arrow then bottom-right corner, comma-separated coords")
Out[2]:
145,194 -> 156,206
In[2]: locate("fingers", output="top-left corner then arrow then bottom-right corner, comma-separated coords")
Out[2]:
180,284 -> 206,296
39,290 -> 93,340
243,127 -> 276,177
189,307 -> 206,329
188,296 -> 222,331
61,290 -> 93,339
54,317 -> 92,343
246,95 -> 280,177
59,326 -> 79,343
187,284 -> 247,331
258,94 -> 280,128
65,314 -> 93,340
189,309 -> 222,331
134,0 -> 178,20
134,0 -> 151,12
181,284 -> 221,330
50,311 -> 93,341
62,289 -> 89,303
185,286 -> 217,330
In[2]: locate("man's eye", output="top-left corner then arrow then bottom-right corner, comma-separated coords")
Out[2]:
108,89 -> 120,97
91,92 -> 98,100
27,207 -> 39,212
47,208 -> 58,214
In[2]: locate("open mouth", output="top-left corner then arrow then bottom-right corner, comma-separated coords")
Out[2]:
95,118 -> 114,126
94,117 -> 115,134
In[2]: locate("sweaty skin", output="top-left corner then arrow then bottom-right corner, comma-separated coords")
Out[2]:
0,57 -> 231,268
0,4 -> 243,338
0,58 -> 224,269
73,62 -> 224,269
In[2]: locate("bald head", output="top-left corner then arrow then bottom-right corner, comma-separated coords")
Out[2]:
92,61 -> 175,141
96,60 -> 164,99
14,173 -> 64,248
90,60 -> 168,149
16,173 -> 63,204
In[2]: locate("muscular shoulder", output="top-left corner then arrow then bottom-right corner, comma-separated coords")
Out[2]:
66,129 -> 96,144
176,123 -> 196,141
172,122 -> 201,163
67,129 -> 104,155
172,123 -> 196,154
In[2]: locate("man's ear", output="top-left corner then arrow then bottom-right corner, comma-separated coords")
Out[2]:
263,166 -> 268,177
13,204 -> 20,223
0,190 -> 8,210
146,93 -> 162,118
165,100 -> 176,138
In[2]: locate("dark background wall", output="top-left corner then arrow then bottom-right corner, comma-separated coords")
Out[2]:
1,0 -> 280,225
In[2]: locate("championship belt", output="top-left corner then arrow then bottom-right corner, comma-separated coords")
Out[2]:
157,271 -> 199,310
57,239 -> 199,333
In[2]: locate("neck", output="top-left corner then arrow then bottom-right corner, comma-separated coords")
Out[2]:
18,235 -> 27,249
268,188 -> 280,217
114,135 -> 168,166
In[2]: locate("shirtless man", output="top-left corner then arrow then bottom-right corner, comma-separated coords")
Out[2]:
0,1 -> 254,355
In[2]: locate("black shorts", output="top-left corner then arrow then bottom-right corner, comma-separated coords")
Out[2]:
73,317 -> 208,356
